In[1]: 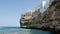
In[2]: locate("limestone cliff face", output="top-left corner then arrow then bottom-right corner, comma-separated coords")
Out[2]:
20,8 -> 42,28
42,0 -> 60,29
20,0 -> 60,30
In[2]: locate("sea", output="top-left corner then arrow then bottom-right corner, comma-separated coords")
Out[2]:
0,27 -> 51,34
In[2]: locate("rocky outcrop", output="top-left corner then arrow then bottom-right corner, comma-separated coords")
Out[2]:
42,0 -> 60,29
20,0 -> 60,33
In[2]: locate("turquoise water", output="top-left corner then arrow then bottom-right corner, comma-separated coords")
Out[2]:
0,27 -> 51,34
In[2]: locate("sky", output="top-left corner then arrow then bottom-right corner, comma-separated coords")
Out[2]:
0,0 -> 49,27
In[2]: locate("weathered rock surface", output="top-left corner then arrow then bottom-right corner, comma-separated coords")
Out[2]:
20,0 -> 60,33
42,0 -> 60,29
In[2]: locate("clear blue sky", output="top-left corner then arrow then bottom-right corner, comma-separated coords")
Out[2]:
0,0 -> 49,27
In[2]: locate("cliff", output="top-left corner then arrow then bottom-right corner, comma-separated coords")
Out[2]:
20,0 -> 60,33
42,0 -> 60,29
